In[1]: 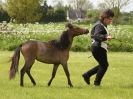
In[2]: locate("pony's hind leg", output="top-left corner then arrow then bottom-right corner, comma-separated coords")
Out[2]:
26,66 -> 36,86
62,63 -> 73,87
20,64 -> 27,86
48,64 -> 59,86
20,60 -> 35,87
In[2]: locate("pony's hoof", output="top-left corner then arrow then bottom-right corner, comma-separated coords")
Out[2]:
33,82 -> 36,86
48,83 -> 51,86
70,84 -> 73,87
20,84 -> 24,87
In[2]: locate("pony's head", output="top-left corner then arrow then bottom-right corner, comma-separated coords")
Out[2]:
66,23 -> 89,36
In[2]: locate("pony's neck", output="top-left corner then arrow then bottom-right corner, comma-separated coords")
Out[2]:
59,30 -> 73,50
66,34 -> 73,50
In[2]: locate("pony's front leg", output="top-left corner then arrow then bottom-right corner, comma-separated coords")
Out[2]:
48,64 -> 59,86
62,63 -> 73,87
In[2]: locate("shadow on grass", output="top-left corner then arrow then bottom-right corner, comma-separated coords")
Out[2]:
20,83 -> 104,90
22,85 -> 84,89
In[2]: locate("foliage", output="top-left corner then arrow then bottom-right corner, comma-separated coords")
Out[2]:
43,8 -> 66,22
101,0 -> 131,18
112,7 -> 121,25
108,25 -> 133,52
86,9 -> 133,25
87,9 -> 100,23
118,12 -> 133,25
54,8 -> 66,22
0,7 -> 10,22
0,1 -> 132,25
6,0 -> 42,23
71,35 -> 91,51
40,0 -> 49,22
0,23 -> 133,52
39,0 -> 67,23
68,0 -> 93,11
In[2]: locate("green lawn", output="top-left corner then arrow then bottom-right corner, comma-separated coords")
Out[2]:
0,51 -> 133,99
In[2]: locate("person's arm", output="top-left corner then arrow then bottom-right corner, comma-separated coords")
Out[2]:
93,24 -> 107,42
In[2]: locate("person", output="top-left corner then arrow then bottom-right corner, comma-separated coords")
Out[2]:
82,9 -> 114,86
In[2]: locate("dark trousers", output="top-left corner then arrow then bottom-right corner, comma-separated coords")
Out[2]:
84,46 -> 109,84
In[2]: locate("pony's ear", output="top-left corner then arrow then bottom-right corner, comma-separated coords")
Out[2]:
66,23 -> 73,29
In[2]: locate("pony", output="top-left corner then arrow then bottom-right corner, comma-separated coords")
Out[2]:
9,23 -> 89,87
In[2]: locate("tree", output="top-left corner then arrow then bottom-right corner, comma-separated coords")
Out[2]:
40,0 -> 49,22
54,0 -> 64,9
0,3 -> 10,22
0,9 -> 10,22
87,9 -> 100,23
102,0 -> 131,10
100,0 -> 131,24
98,3 -> 107,11
68,0 -> 93,10
6,0 -> 42,23
67,0 -> 93,19
50,0 -> 64,7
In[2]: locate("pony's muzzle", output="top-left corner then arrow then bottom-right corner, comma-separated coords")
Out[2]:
85,29 -> 89,34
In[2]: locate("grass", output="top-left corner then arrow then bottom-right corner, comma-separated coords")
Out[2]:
0,51 -> 133,99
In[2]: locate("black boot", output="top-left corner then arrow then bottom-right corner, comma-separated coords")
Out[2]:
82,74 -> 90,85
94,81 -> 100,86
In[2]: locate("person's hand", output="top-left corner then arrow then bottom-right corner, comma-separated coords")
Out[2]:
106,35 -> 112,40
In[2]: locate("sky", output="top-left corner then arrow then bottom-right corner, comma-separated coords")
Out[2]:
122,1 -> 133,12
1,0 -> 133,12
47,0 -> 133,12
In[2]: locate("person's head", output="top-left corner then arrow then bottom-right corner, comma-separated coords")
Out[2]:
100,9 -> 114,25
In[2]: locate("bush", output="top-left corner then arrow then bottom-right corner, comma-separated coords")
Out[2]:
0,9 -> 10,22
0,23 -> 133,52
71,36 -> 91,52
42,8 -> 66,23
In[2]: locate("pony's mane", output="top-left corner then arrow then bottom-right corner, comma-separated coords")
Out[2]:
50,30 -> 71,50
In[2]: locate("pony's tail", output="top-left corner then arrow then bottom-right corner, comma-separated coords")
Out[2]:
9,44 -> 22,80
